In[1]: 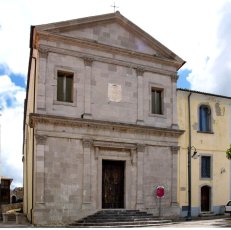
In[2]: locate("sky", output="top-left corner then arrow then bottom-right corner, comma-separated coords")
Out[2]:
0,0 -> 231,188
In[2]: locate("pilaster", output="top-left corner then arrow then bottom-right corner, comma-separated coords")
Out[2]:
37,48 -> 48,111
82,138 -> 93,209
34,135 -> 47,205
170,146 -> 179,205
82,57 -> 93,119
171,73 -> 179,129
136,67 -> 145,125
136,144 -> 145,209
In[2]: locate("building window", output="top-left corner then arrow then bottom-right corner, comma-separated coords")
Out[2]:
201,156 -> 211,178
57,71 -> 73,103
151,88 -> 163,115
199,105 -> 211,132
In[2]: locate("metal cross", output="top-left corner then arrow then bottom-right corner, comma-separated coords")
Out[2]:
111,2 -> 118,12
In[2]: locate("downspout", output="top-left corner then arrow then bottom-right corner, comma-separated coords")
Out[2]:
31,56 -> 37,224
187,92 -> 192,220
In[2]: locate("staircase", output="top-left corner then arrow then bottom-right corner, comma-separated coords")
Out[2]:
70,210 -> 172,228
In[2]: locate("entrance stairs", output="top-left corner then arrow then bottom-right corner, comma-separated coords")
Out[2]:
69,209 -> 172,228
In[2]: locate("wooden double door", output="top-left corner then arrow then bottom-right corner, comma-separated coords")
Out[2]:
102,160 -> 125,209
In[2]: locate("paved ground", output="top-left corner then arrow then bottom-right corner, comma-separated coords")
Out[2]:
0,216 -> 230,228
156,217 -> 231,228
0,221 -> 32,228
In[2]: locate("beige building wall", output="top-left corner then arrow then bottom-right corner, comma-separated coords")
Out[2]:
23,49 -> 38,222
177,89 -> 231,216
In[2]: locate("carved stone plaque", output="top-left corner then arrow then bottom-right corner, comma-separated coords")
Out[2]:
108,83 -> 122,102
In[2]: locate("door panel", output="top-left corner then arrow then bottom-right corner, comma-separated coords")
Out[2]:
201,186 -> 210,212
102,160 -> 125,209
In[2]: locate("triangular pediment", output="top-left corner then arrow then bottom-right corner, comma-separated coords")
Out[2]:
36,12 -> 185,67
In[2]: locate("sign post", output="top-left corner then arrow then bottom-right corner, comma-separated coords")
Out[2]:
156,186 -> 165,217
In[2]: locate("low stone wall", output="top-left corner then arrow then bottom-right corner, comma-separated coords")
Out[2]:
1,203 -> 23,213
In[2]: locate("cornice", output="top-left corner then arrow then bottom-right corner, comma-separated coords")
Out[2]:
29,113 -> 184,138
37,44 -> 176,77
36,31 -> 181,69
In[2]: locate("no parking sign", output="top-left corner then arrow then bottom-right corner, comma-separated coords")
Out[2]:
156,186 -> 165,198
155,186 -> 165,217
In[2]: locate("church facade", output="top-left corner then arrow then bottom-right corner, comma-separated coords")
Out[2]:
23,12 -> 185,225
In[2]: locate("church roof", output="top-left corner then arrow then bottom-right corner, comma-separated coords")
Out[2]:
32,11 -> 185,70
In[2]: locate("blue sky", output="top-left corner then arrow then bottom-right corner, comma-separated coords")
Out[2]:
177,69 -> 191,89
0,0 -> 230,188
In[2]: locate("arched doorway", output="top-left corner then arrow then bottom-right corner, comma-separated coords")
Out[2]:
201,185 -> 211,212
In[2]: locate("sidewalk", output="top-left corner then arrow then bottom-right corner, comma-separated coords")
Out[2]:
0,220 -> 33,228
173,214 -> 230,222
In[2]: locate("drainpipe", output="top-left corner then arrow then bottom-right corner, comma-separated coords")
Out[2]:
31,55 -> 37,224
187,92 -> 192,220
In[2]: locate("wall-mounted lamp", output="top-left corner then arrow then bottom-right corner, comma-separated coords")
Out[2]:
190,146 -> 200,159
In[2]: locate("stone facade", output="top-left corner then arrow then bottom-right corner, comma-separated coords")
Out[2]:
23,12 -> 185,225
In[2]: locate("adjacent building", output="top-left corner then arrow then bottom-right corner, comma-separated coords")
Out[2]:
23,12 -> 185,225
0,176 -> 13,205
177,89 -> 231,216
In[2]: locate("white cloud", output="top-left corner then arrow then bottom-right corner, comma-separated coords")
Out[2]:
0,75 -> 25,188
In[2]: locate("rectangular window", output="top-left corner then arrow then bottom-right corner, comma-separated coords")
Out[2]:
201,156 -> 211,178
57,71 -> 73,103
151,88 -> 162,114
199,105 -> 211,132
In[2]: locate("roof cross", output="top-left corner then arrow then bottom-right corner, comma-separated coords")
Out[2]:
111,2 -> 119,12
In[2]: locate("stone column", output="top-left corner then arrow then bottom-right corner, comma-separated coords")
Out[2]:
83,57 -> 93,119
35,135 -> 47,204
171,74 -> 179,129
136,144 -> 145,209
136,67 -> 144,125
170,146 -> 179,205
82,138 -> 93,209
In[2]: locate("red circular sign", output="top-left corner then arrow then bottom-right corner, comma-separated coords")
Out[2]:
156,186 -> 165,198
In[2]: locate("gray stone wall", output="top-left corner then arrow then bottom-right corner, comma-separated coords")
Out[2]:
37,49 -> 175,128
31,117 -> 180,224
60,22 -> 157,55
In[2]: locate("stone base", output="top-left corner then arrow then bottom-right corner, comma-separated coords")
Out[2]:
136,203 -> 144,210
82,113 -> 92,119
32,207 -> 96,226
16,213 -> 28,224
171,124 -> 179,129
136,120 -> 144,125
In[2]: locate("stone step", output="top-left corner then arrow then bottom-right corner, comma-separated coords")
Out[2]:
199,212 -> 215,217
70,209 -> 171,227
70,220 -> 172,228
77,218 -> 161,223
84,214 -> 154,219
93,212 -> 153,216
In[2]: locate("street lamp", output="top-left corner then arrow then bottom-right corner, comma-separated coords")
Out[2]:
186,146 -> 198,221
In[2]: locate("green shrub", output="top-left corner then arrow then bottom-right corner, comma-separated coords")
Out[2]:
226,144 -> 231,159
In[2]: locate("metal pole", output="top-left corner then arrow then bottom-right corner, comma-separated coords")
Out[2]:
187,147 -> 192,220
187,93 -> 192,221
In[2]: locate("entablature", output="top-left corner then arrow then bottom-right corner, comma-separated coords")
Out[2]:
37,44 -> 177,78
29,113 -> 184,138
